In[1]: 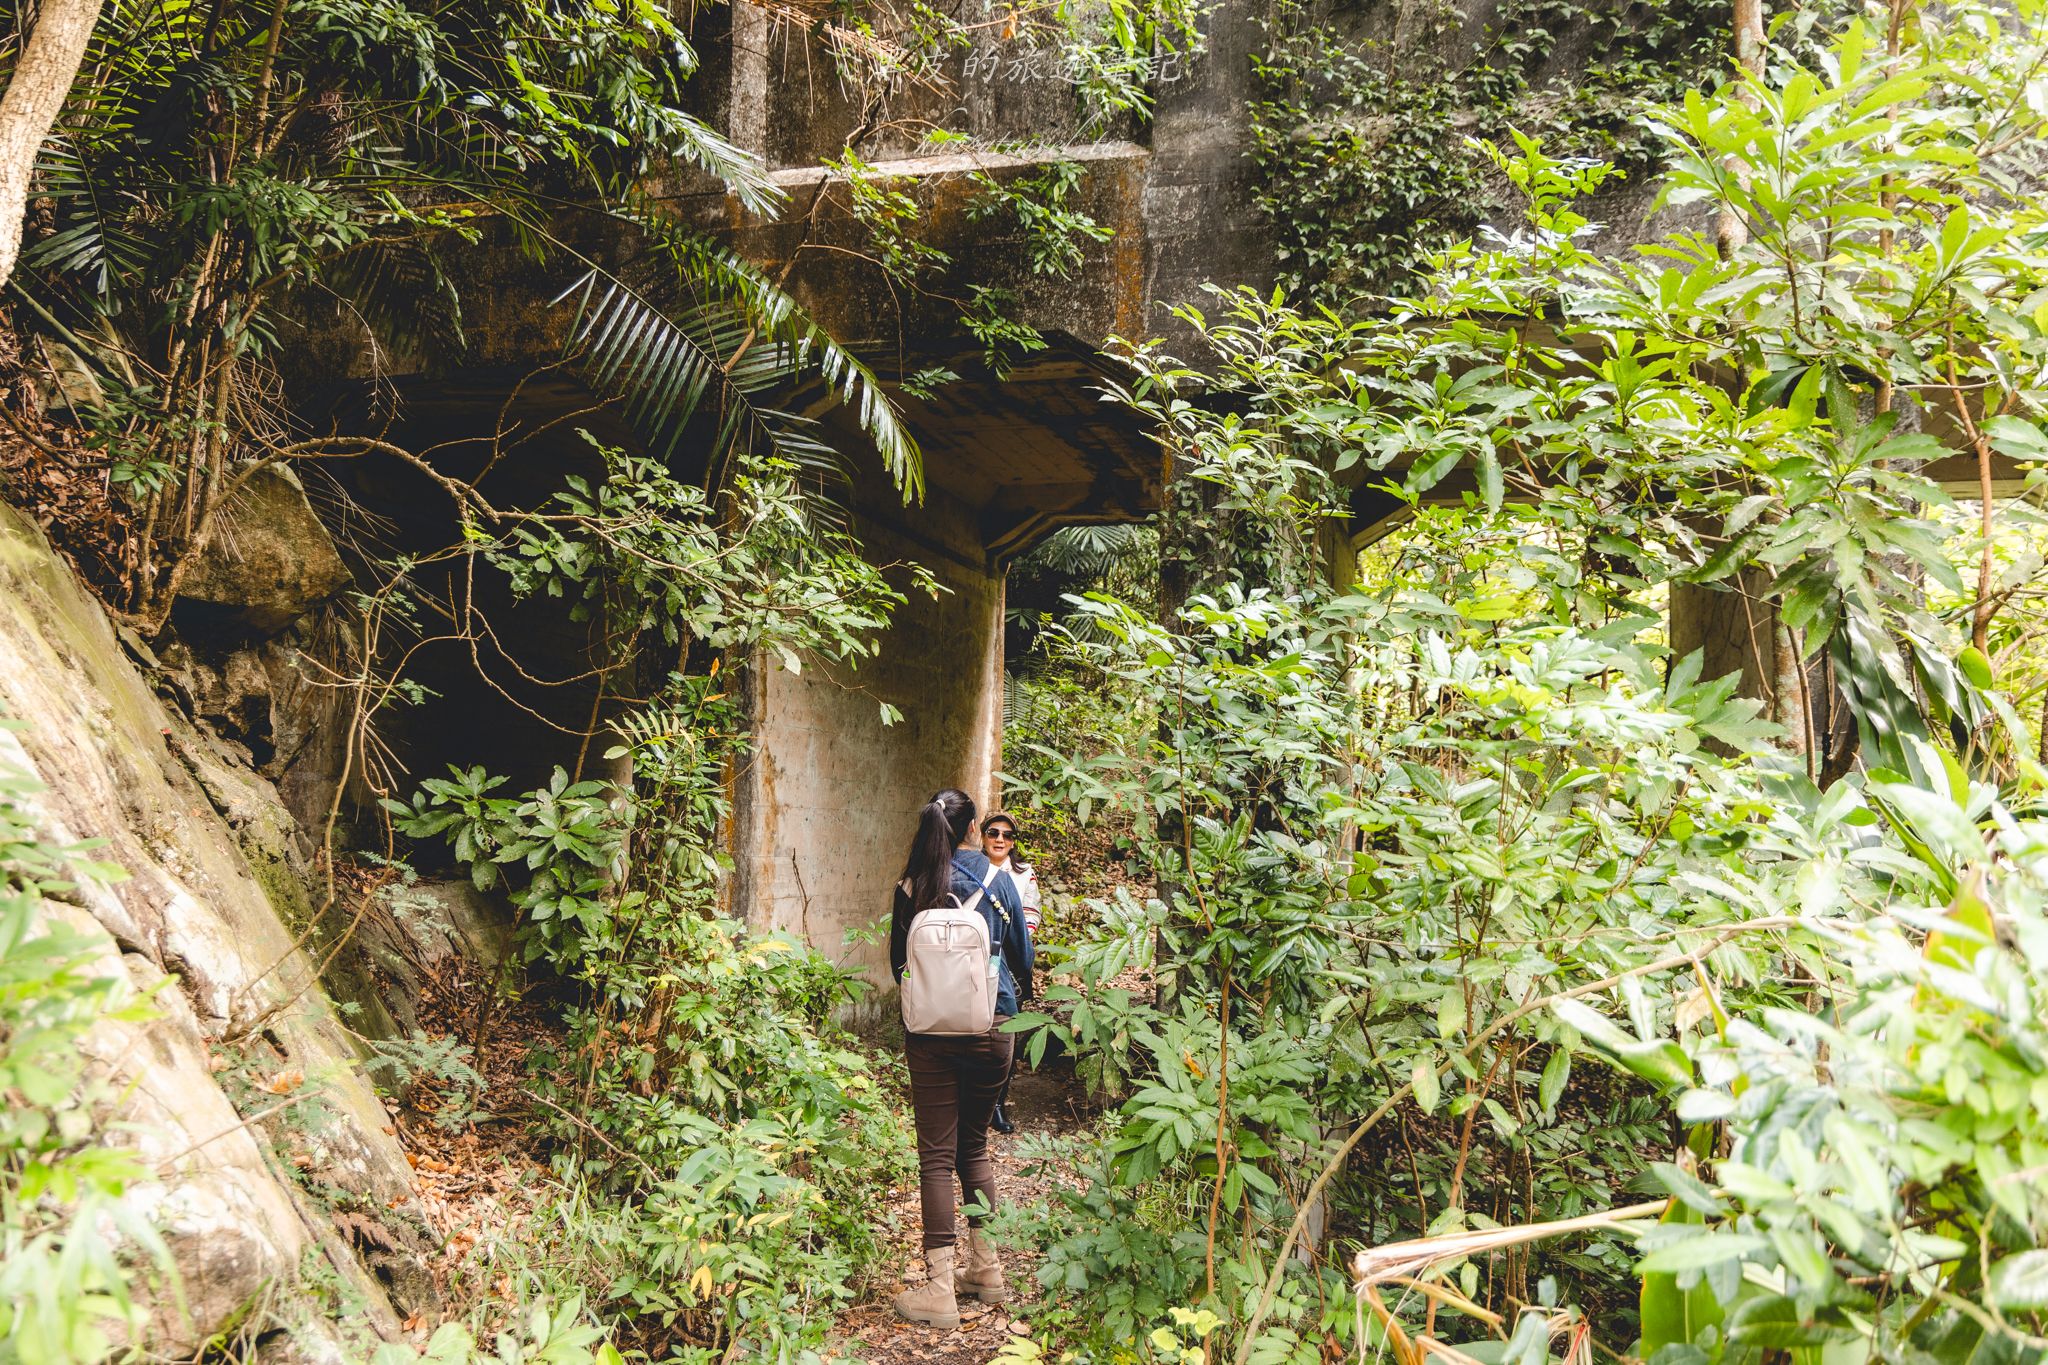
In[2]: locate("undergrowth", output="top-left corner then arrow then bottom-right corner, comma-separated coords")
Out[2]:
0,727 -> 168,1362
373,445 -> 921,1362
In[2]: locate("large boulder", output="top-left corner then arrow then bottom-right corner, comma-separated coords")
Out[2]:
0,501 -> 434,1355
177,465 -> 349,633
353,878 -> 519,1036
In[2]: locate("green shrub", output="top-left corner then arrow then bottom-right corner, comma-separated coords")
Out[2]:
384,451 -> 919,1359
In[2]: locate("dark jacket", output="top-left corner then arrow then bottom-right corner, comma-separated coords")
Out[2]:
890,848 -> 1035,1016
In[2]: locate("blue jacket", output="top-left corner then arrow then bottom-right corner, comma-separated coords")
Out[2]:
890,848 -> 1036,1017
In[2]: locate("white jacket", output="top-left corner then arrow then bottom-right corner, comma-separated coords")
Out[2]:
997,860 -> 1042,933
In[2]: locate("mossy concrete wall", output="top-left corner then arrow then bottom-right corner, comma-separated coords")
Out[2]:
266,3 -> 1242,992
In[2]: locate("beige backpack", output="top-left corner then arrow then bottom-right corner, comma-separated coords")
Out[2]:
899,865 -> 1000,1036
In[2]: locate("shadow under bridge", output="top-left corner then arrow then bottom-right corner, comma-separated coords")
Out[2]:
729,334 -> 1159,1011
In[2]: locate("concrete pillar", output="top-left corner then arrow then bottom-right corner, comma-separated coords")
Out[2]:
1669,573 -> 1847,772
1144,0 -> 1273,349
1667,575 -> 1774,701
727,1 -> 769,161
730,502 -> 1004,1019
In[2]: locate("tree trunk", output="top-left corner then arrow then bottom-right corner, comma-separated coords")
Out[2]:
1715,0 -> 1767,259
0,0 -> 103,289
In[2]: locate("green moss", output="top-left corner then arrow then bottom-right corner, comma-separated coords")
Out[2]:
243,838 -> 315,930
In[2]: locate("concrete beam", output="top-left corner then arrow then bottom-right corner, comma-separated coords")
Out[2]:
762,139 -> 1148,189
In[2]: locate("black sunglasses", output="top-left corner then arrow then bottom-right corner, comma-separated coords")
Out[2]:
984,827 -> 1018,841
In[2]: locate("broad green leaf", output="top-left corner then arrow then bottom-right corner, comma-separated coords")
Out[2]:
1957,647 -> 1993,691
1477,446 -> 1504,513
1637,1232 -> 1767,1274
1538,1048 -> 1570,1114
1413,1059 -> 1442,1114
1728,1293 -> 1841,1350
1650,1161 -> 1725,1216
1989,1251 -> 2048,1311
1640,1201 -> 1726,1356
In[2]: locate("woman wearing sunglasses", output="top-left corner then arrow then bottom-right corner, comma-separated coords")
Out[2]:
888,789 -> 1035,1329
979,812 -> 1038,1134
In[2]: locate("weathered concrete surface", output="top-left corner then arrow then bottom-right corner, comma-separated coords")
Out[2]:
678,0 -> 1276,355
726,140 -> 1158,349
732,490 -> 1006,1010
0,501 -> 436,1354
723,338 -> 1153,1002
1143,0 -> 1275,337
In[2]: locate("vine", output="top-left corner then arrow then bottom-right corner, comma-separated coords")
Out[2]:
1250,0 -> 1738,297
776,0 -> 1207,378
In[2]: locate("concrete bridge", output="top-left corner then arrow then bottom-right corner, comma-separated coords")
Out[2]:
271,3 -> 1285,996
269,1 -> 2019,1000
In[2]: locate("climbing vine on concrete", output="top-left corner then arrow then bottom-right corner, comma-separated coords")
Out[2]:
1250,0 -> 1740,296
790,0 -> 1201,377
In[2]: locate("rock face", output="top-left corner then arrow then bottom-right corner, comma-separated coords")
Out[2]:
0,501 -> 433,1357
176,465 -> 350,632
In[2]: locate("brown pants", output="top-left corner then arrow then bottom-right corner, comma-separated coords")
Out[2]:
905,1023 -> 1014,1249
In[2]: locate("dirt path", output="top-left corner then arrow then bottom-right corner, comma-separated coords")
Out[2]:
833,1063 -> 1095,1365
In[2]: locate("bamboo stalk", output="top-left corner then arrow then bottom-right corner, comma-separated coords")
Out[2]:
1353,1200 -> 1669,1286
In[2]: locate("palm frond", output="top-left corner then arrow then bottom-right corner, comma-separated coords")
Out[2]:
1003,670 -> 1060,735
662,114 -> 784,218
553,256 -> 916,502
24,136 -> 151,305
556,274 -> 731,458
606,197 -> 923,499
319,238 -> 467,365
1024,523 -> 1147,577
551,273 -> 857,525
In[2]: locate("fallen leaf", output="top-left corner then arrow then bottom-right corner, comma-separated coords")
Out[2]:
258,1067 -> 305,1095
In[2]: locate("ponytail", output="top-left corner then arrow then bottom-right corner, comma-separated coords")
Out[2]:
901,788 -> 976,911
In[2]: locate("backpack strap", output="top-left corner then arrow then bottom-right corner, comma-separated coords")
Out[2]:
956,861 -> 1000,915
973,866 -> 1018,945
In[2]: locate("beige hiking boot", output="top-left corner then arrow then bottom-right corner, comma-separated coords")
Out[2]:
960,1227 -> 1010,1304
893,1246 -> 961,1329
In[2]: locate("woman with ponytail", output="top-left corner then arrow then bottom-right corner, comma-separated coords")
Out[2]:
886,788 -> 1034,1329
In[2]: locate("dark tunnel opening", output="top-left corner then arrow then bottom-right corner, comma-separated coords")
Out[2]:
305,368 -> 654,849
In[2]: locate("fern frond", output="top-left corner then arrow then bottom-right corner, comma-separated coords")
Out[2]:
556,274 -> 724,461
1002,671 -> 1061,736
